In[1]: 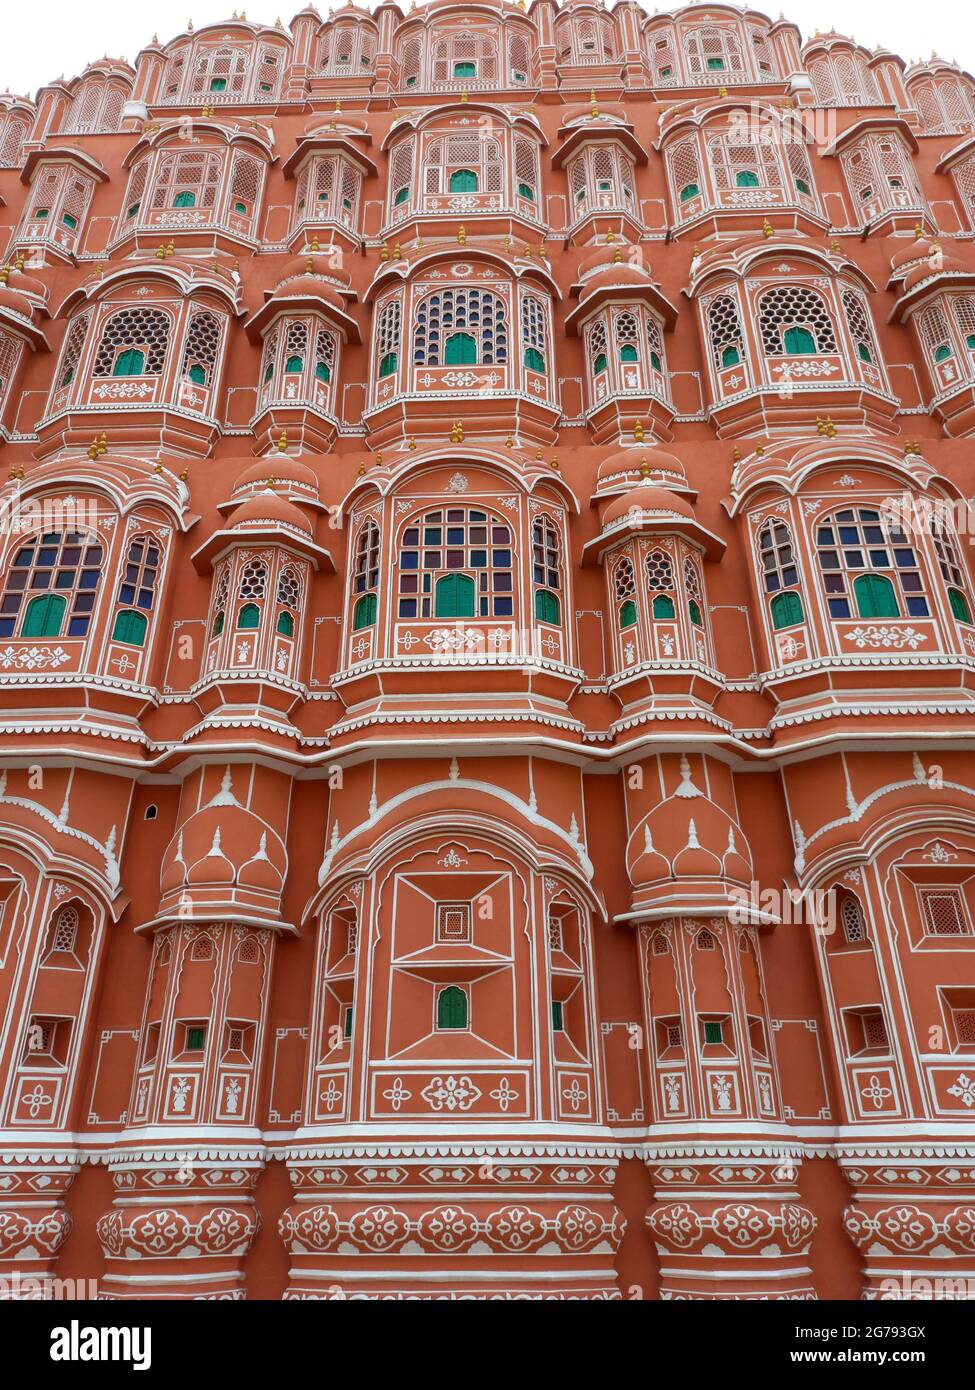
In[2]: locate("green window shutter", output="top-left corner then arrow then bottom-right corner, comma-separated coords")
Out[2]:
434,573 -> 475,619
535,589 -> 560,624
22,592 -> 66,638
619,599 -> 637,629
796,177 -> 810,195
735,169 -> 759,188
394,186 -> 410,205
276,611 -> 295,637
679,182 -> 700,202
234,201 -> 247,214
594,352 -> 608,374
379,352 -> 398,378
437,986 -> 468,1030
551,1000 -> 564,1032
783,326 -> 816,355
343,1004 -> 353,1039
285,355 -> 303,373
704,1020 -> 723,1043
237,602 -> 261,629
853,572 -> 898,619
949,587 -> 972,623
688,599 -> 703,626
445,332 -> 477,365
650,350 -> 662,371
114,348 -> 145,377
187,1026 -> 207,1050
524,346 -> 545,372
173,190 -> 196,208
770,591 -> 804,629
449,168 -> 478,193
112,609 -> 148,646
209,77 -> 227,92
62,212 -> 78,229
620,344 -> 638,363
721,346 -> 741,367
212,610 -> 225,636
264,363 -> 274,382
934,344 -> 953,362
315,361 -> 330,383
61,367 -> 75,387
453,61 -> 476,77
188,363 -> 206,385
857,342 -> 872,363
518,181 -> 534,200
967,335 -> 975,350
353,593 -> 377,629
707,57 -> 725,70
651,594 -> 675,620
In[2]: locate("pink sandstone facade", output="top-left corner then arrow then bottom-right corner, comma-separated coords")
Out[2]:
0,1 -> 973,1301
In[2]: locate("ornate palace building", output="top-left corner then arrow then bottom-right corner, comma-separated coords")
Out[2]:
0,0 -> 975,1302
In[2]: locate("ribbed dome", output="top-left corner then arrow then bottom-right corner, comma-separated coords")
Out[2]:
890,235 -> 941,274
602,484 -> 697,528
275,253 -> 353,295
578,240 -> 643,278
233,456 -> 320,494
631,757 -> 753,889
233,491 -> 313,535
596,446 -> 688,494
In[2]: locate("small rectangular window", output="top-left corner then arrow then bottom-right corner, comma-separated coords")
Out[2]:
436,902 -> 471,944
187,1026 -> 206,1051
919,887 -> 970,936
343,1003 -> 353,1039
551,1000 -> 564,1032
703,1020 -> 723,1044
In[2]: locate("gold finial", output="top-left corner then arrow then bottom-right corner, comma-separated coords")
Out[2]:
506,435 -> 515,448
187,20 -> 194,33
166,241 -> 174,258
830,237 -> 841,253
639,457 -> 650,478
375,450 -> 383,466
755,442 -> 765,456
392,243 -> 402,260
904,438 -> 922,456
380,240 -> 389,261
613,246 -> 622,263
357,464 -> 366,476
153,461 -> 164,474
457,225 -> 467,245
155,243 -> 166,260
13,253 -> 24,271
276,431 -> 288,453
719,85 -> 728,96
550,457 -> 559,470
535,448 -> 543,462
523,243 -> 533,258
408,436 -> 417,450
914,224 -> 924,240
762,219 -> 774,238
179,469 -> 189,482
691,244 -> 702,262
732,445 -> 742,462
335,99 -> 342,113
606,231 -> 616,244
538,241 -> 546,259
306,255 -> 314,272
450,420 -> 465,444
461,89 -> 469,103
634,421 -> 645,443
311,235 -> 320,252
0,268 -> 8,286
590,88 -> 599,118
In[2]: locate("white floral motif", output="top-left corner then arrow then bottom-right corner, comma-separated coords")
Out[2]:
0,645 -> 71,670
420,1075 -> 482,1112
844,626 -> 925,651
382,1078 -> 412,1112
948,1074 -> 975,1108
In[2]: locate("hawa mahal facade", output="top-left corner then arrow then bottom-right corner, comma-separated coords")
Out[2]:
0,0 -> 975,1302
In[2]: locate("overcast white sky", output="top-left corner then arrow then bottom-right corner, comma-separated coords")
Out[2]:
1,1 -> 972,99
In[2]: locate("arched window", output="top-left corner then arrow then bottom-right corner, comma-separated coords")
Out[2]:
437,984 -> 468,1029
236,558 -> 268,628
521,294 -> 548,376
614,554 -> 637,628
398,508 -> 513,620
759,287 -> 837,356
645,550 -> 676,620
56,313 -> 90,390
770,591 -> 804,629
413,289 -> 508,367
352,520 -> 379,629
276,565 -> 301,637
111,534 -> 160,647
932,518 -> 974,624
707,295 -> 745,373
588,319 -> 608,378
840,894 -> 868,944
93,308 -> 170,378
684,556 -> 705,628
952,296 -> 975,352
209,563 -> 229,638
843,290 -> 878,367
151,149 -> 222,213
449,168 -> 477,193
816,507 -> 928,620
532,513 -> 561,625
0,530 -> 103,638
376,299 -> 401,382
444,331 -> 477,366
180,310 -> 222,390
